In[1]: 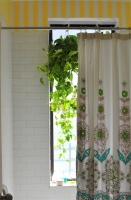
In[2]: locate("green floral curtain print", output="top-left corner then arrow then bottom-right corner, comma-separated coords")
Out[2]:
76,33 -> 131,200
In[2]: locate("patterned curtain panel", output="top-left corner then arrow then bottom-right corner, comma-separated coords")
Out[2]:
76,33 -> 131,200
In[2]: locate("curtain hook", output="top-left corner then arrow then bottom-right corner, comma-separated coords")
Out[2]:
67,23 -> 69,36
96,24 -> 98,33
97,25 -> 101,33
65,24 -> 69,37
65,19 -> 69,37
97,18 -> 101,33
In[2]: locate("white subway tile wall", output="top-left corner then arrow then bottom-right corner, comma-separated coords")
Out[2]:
1,30 -> 14,195
12,31 -> 76,200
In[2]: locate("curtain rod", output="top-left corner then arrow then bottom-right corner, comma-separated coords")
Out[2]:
1,26 -> 131,30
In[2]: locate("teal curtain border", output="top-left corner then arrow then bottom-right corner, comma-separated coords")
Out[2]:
77,191 -> 131,200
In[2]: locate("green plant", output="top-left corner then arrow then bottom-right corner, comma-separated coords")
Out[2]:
37,35 -> 78,160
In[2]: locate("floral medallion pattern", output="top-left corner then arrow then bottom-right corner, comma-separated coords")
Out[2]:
94,81 -> 109,154
119,81 -> 130,123
80,159 -> 101,195
77,78 -> 89,153
119,124 -> 130,155
118,81 -> 131,163
94,123 -> 109,153
78,112 -> 88,120
127,165 -> 131,185
102,156 -> 125,195
77,122 -> 89,152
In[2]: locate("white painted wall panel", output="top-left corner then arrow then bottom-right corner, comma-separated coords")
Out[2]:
1,30 -> 14,195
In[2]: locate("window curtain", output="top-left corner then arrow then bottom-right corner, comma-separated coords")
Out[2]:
76,33 -> 131,200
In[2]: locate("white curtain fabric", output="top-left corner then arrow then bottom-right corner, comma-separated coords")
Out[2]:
77,33 -> 131,200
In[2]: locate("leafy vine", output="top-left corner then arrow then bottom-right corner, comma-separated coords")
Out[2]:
37,35 -> 78,160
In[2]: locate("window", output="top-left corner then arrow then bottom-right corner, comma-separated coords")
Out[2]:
49,28 -> 78,182
49,18 -> 118,184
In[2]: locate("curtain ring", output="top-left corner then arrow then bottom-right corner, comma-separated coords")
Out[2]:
65,21 -> 69,37
98,26 -> 101,33
96,24 -> 100,33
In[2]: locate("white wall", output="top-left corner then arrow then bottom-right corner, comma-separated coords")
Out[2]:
1,30 -> 14,194
12,31 -> 76,200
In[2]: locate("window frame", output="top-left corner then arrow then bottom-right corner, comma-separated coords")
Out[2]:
49,20 -> 118,180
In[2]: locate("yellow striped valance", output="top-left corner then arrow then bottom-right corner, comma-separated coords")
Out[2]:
0,0 -> 131,28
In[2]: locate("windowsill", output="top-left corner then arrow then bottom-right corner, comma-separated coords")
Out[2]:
50,181 -> 76,187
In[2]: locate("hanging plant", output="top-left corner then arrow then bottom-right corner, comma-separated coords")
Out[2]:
37,35 -> 78,160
